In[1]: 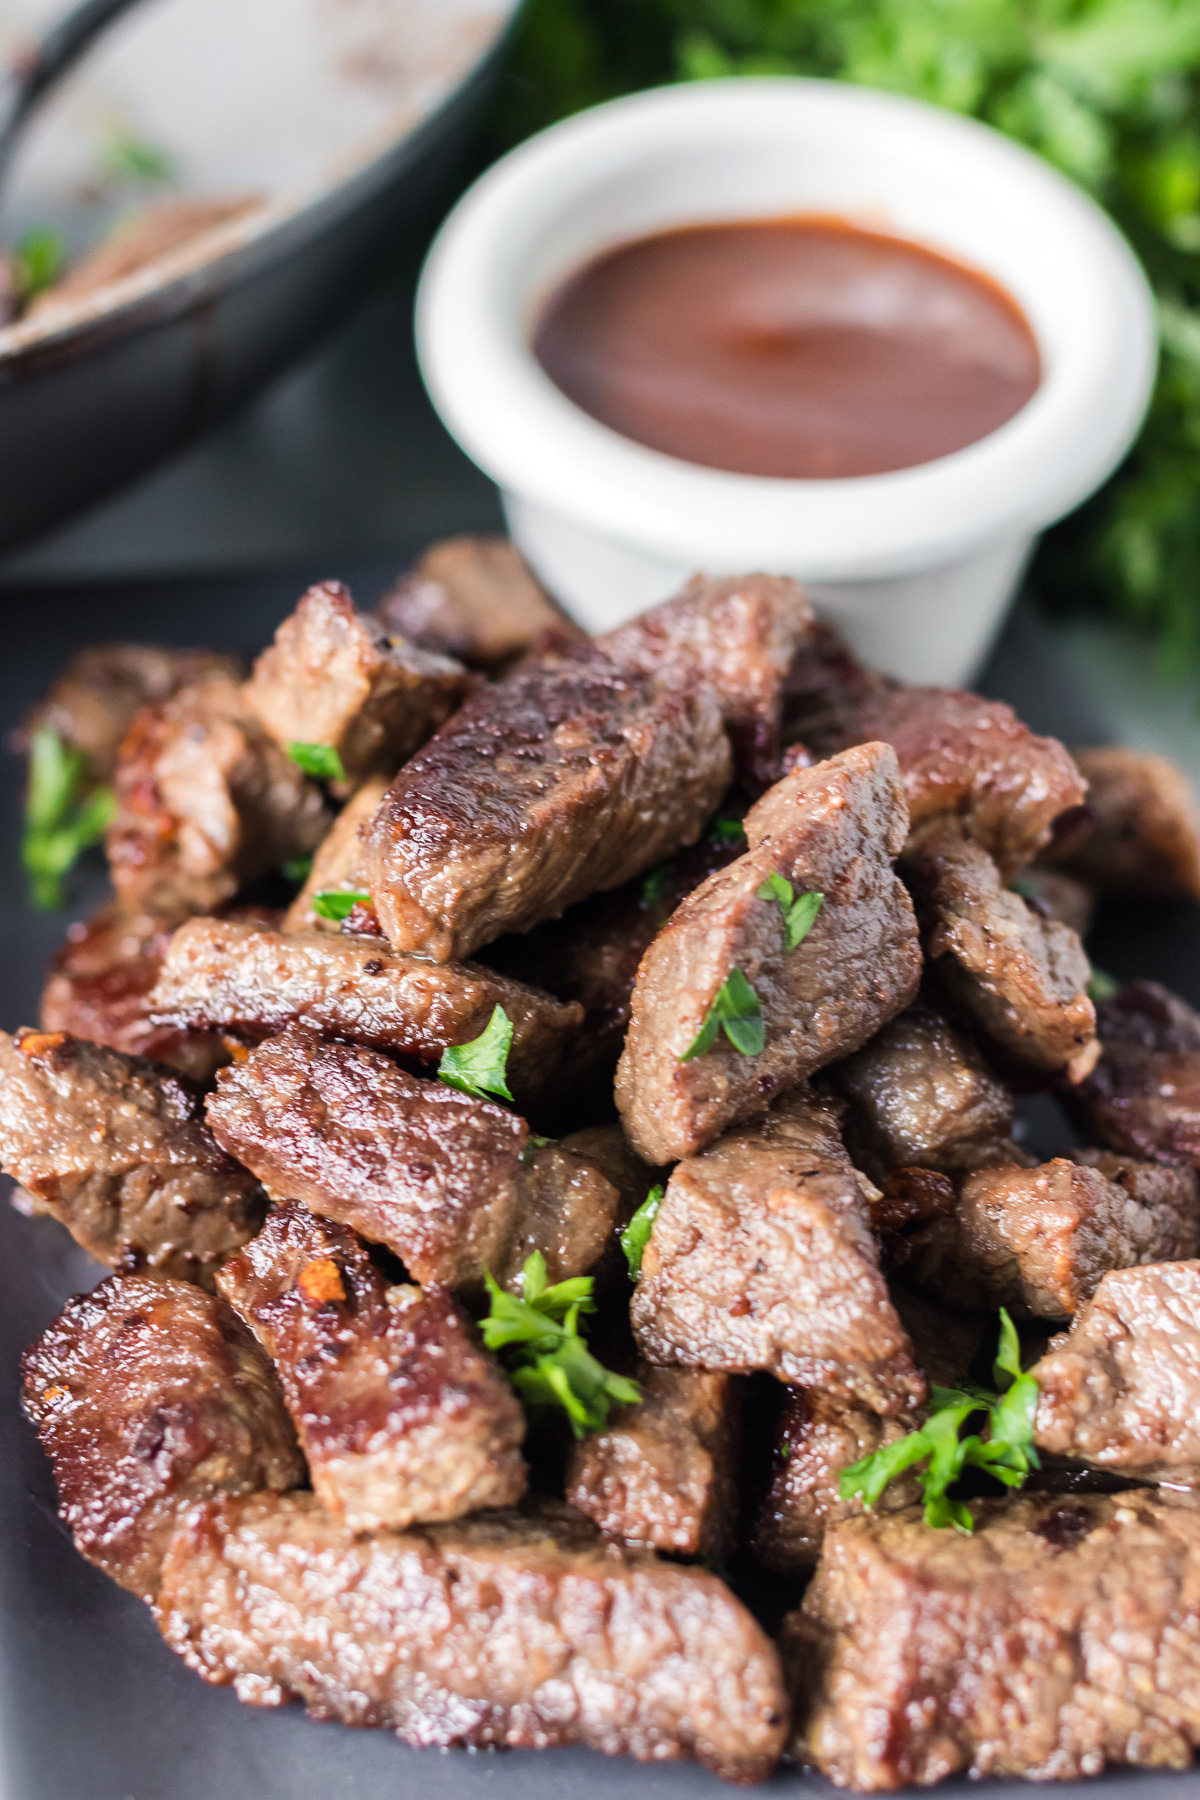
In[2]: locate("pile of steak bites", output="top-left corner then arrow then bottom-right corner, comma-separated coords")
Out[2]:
10,537 -> 1200,1790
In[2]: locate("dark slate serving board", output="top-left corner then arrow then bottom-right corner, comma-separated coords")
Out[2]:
1,572 -> 1196,1800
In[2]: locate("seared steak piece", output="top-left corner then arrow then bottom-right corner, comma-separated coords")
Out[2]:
148,917 -> 583,1113
566,1368 -> 740,1555
205,1025 -> 619,1292
1034,1260 -> 1200,1482
793,678 -> 1085,878
18,643 -> 240,781
217,1202 -> 525,1531
617,743 -> 921,1165
826,1002 -> 1015,1184
597,572 -> 816,790
22,1273 -> 301,1599
1071,980 -> 1200,1167
361,651 -> 732,962
1012,866 -> 1096,936
376,535 -> 582,673
904,818 -> 1098,1083
905,1150 -> 1198,1319
243,579 -> 470,791
0,1029 -> 266,1285
40,901 -> 228,1082
281,773 -> 388,932
788,1493 -> 1200,1787
1051,746 -> 1200,901
106,671 -> 331,915
155,1492 -> 787,1782
752,1288 -> 984,1574
631,1088 -> 924,1414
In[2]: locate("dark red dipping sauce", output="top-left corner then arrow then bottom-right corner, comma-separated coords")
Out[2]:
532,217 -> 1041,479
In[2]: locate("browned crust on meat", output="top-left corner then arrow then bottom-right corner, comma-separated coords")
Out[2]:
1053,747 -> 1200,901
375,537 -> 581,672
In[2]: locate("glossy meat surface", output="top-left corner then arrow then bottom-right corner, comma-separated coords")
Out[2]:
22,1273 -> 301,1599
361,651 -> 732,961
1055,746 -> 1200,900
1072,981 -> 1200,1167
375,536 -> 580,672
217,1202 -> 525,1531
617,743 -> 920,1164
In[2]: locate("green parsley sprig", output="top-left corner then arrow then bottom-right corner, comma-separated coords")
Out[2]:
13,226 -> 65,304
707,814 -> 747,847
481,1251 -> 641,1438
311,888 -> 370,923
839,1310 -> 1040,1532
439,1005 -> 514,1101
282,854 -> 314,884
679,967 -> 764,1060
621,1183 -> 664,1277
758,874 -> 824,951
287,741 -> 346,783
1087,967 -> 1121,1002
21,725 -> 116,911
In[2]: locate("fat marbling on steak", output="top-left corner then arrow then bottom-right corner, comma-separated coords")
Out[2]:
360,650 -> 732,962
154,1492 -> 788,1782
787,1493 -> 1200,1787
566,1367 -> 740,1556
904,1149 -> 1198,1319
617,742 -> 920,1165
1070,980 -> 1200,1167
1034,1260 -> 1200,1482
205,1024 -> 619,1292
106,671 -> 330,915
217,1202 -> 525,1532
597,572 -> 816,791
148,917 -> 582,1114
630,1087 -> 924,1415
243,579 -> 470,792
903,817 -> 1098,1083
22,1273 -> 301,1599
0,1028 -> 265,1285
376,535 -> 582,673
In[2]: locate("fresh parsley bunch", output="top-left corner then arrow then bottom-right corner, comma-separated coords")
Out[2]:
482,1251 -> 642,1436
498,0 -> 1200,674
839,1309 -> 1041,1531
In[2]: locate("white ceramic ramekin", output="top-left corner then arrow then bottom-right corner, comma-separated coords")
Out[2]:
416,79 -> 1157,684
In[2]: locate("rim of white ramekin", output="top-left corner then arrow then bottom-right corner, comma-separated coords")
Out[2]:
415,78 -> 1158,582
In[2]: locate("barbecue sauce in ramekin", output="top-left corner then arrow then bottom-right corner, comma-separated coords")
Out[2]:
532,217 -> 1041,480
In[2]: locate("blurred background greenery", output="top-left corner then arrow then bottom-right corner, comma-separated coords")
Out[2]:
489,0 -> 1200,680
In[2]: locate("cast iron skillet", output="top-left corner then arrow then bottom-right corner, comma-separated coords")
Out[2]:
0,0 -> 522,552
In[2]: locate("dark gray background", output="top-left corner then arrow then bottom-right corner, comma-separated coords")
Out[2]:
2,282 -> 1199,1800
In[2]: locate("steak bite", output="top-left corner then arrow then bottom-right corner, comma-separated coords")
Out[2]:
281,773 -> 388,932
1051,746 -> 1200,901
217,1202 -> 525,1531
1033,1260 -> 1200,1482
904,817 -> 1098,1083
1071,980 -> 1200,1167
361,651 -> 732,963
597,572 -> 816,791
826,1002 -> 1015,1184
0,1029 -> 266,1285
18,642 -> 240,781
155,1492 -> 788,1782
617,742 -> 921,1165
40,901 -> 228,1082
794,678 -> 1086,877
243,579 -> 470,792
630,1088 -> 924,1415
22,1273 -> 301,1599
106,671 -> 331,915
904,1150 -> 1199,1319
566,1368 -> 740,1556
375,535 -> 582,672
787,1493 -> 1200,1787
205,1025 -> 619,1292
148,917 -> 583,1113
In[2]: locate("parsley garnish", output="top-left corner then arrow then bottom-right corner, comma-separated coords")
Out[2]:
14,226 -> 65,304
679,967 -> 764,1060
21,725 -> 115,910
481,1251 -> 641,1438
310,888 -> 369,922
1087,968 -> 1120,1003
287,741 -> 346,783
708,814 -> 747,847
838,1310 -> 1041,1533
438,1005 -> 514,1101
758,873 -> 823,951
640,863 -> 670,906
102,132 -> 174,184
621,1184 -> 664,1278
283,854 -> 313,884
